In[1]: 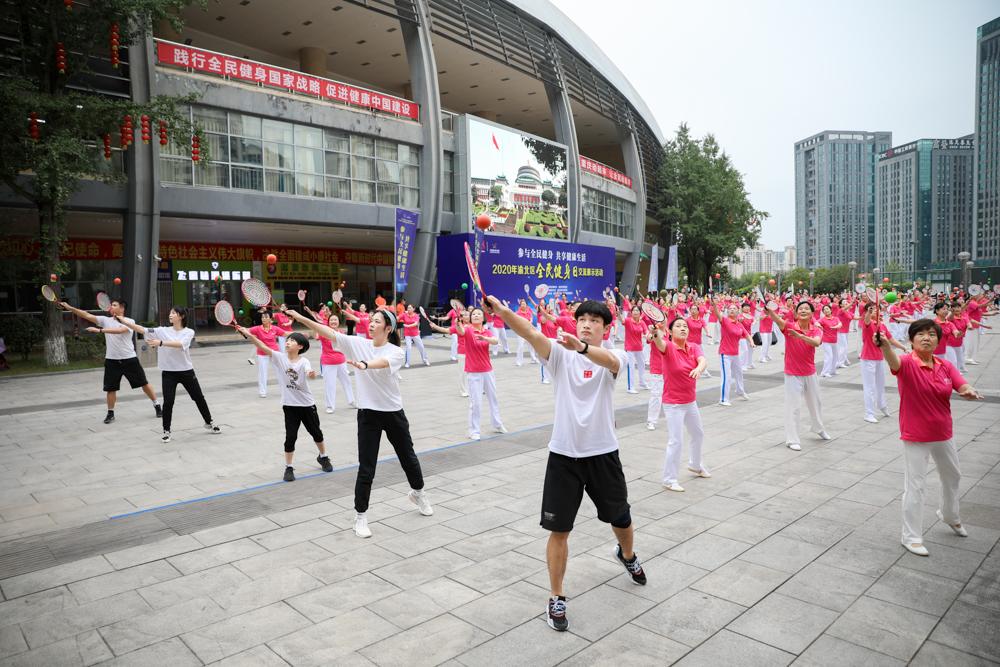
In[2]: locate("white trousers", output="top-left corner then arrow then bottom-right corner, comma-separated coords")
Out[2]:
951,345 -> 966,372
626,350 -> 648,390
602,337 -> 616,350
739,338 -> 753,368
457,355 -> 468,395
902,440 -> 961,545
820,342 -> 838,377
967,328 -> 980,360
784,374 -> 825,445
321,363 -> 354,410
467,371 -> 503,437
516,334 -> 538,365
860,359 -> 886,418
256,355 -> 271,396
492,328 -> 510,355
760,330 -> 773,360
404,335 -> 428,366
837,332 -> 849,366
944,347 -> 959,368
662,401 -> 705,485
647,374 -> 664,423
450,333 -> 458,359
719,354 -> 744,402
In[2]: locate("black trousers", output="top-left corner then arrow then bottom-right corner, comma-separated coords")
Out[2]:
161,369 -> 212,432
283,405 -> 324,452
355,408 -> 424,513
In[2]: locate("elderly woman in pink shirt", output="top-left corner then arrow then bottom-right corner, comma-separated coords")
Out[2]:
878,318 -> 982,557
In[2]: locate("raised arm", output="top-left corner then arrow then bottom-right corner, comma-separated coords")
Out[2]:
554,329 -> 620,374
282,307 -> 342,345
485,295 -> 551,361
235,326 -> 276,356
113,315 -> 147,336
59,302 -> 99,325
765,306 -> 787,332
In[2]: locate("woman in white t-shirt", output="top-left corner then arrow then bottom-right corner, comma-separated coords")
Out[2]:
283,306 -> 433,539
116,307 -> 218,444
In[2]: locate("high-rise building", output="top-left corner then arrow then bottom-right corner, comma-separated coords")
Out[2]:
974,17 -> 1000,261
727,244 -> 797,278
794,131 -> 892,271
875,137 -> 975,273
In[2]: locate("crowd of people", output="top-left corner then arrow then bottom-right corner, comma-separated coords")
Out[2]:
52,280 -> 995,632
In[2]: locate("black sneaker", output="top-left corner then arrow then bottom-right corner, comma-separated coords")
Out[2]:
283,466 -> 295,482
103,411 -> 115,424
615,544 -> 647,585
154,404 -> 163,418
547,596 -> 568,632
317,455 -> 333,472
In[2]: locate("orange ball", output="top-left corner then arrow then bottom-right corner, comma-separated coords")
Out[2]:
266,253 -> 277,264
768,279 -> 776,286
113,277 -> 121,285
475,214 -> 491,231
50,273 -> 58,282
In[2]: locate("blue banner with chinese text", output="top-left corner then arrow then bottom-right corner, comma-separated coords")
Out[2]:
394,208 -> 418,293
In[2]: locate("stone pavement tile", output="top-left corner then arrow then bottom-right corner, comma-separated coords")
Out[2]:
565,622 -> 689,666
286,571 -> 401,622
777,562 -> 876,613
310,523 -> 406,556
744,495 -> 812,525
0,587 -> 78,629
867,565 -> 964,615
0,515 -> 56,541
454,618 -> 587,667
376,505 -> 464,534
0,626 -> 26,661
708,514 -> 787,545
776,482 -> 844,509
827,596 -> 937,661
665,533 -> 750,570
181,601 -> 310,664
104,535 -> 202,570
793,634 -> 904,666
442,507 -> 525,536
641,511 -> 718,543
366,576 -> 480,630
929,600 -> 1000,663
632,588 -> 745,647
836,482 -> 901,507
673,629 -> 794,667
0,555 -> 113,600
165,537 -> 267,575
20,590 -> 152,649
910,640 -> 998,667
605,555 -> 708,603
960,502 -> 1000,532
449,550 -> 544,595
376,524 -> 467,559
739,534 -> 826,574
960,555 -> 1000,611
372,547 -> 473,590
233,540 -> 336,580
775,514 -> 854,548
628,491 -> 690,521
684,495 -> 755,522
806,468 -> 868,490
524,552 -> 620,598
809,497 -> 881,527
189,516 -> 281,547
265,500 -> 342,527
249,518 -> 339,551
559,583 -> 656,641
690,558 -> 789,607
67,561 -> 180,605
358,613 -> 492,667
727,592 -> 839,654
137,563 -> 250,609
212,644 -> 291,667
268,607 -> 398,667
99,596 -> 226,656
1,497 -> 86,522
897,541 -> 986,582
814,535 -> 902,578
97,637 -> 201,667
452,580 -> 549,635
0,630 -> 111,667
715,480 -> 785,504
210,567 -> 323,615
443,526 -> 536,561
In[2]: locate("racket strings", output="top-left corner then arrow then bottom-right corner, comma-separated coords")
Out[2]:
214,301 -> 235,325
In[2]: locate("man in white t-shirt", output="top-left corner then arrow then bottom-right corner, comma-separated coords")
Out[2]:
487,295 -> 647,634
60,299 -> 160,424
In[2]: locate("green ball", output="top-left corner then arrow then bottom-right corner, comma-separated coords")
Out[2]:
461,282 -> 468,289
884,291 -> 898,304
237,309 -> 244,316
327,300 -> 333,307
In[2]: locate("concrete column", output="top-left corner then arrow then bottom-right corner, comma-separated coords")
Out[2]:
618,129 -> 646,293
400,1 -> 443,306
124,34 -> 161,322
544,81 -> 582,244
298,47 -> 327,76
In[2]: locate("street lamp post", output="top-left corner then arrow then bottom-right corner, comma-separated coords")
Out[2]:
957,251 -> 971,288
848,261 -> 857,290
808,271 -> 815,295
966,261 -> 976,289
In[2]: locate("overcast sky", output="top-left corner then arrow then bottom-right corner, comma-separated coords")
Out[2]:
550,0 -> 998,249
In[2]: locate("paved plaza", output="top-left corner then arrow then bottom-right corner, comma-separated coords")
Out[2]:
0,327 -> 998,666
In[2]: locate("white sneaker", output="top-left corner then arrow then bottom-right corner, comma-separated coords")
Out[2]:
259,393 -> 267,398
701,372 -> 713,378
404,364 -> 410,369
470,434 -> 480,441
903,542 -> 929,556
354,513 -> 372,538
542,379 -> 551,385
817,431 -> 832,441
626,389 -> 639,394
663,482 -> 685,492
408,489 -> 434,516
880,408 -> 891,417
450,356 -> 458,361
787,443 -> 801,451
204,422 -> 221,434
936,510 -> 968,537
864,415 -> 878,424
646,422 -> 655,431
739,393 -> 750,401
967,358 -> 979,365
325,407 -> 334,414
161,431 -> 171,443
516,362 -> 523,367
460,391 -> 469,397
424,360 -> 431,366
719,401 -> 732,407
494,425 -> 508,434
687,467 -> 712,478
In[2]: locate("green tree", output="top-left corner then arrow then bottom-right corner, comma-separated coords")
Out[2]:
0,0 -> 200,365
489,184 -> 503,206
650,124 -> 767,292
541,188 -> 556,207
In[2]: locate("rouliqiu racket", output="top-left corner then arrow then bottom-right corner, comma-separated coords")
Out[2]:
994,284 -> 1000,295
241,278 -> 275,308
297,289 -> 307,304
96,291 -> 112,312
523,284 -> 530,296
641,300 -> 666,323
418,306 -> 429,321
40,285 -> 58,302
449,298 -> 464,314
214,300 -> 247,338
534,284 -> 549,300
854,282 -> 867,294
463,241 -> 486,305
766,300 -> 779,311
969,284 -> 983,297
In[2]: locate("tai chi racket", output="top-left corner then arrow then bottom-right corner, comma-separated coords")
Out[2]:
297,289 -> 307,305
418,306 -> 430,321
641,300 -> 666,324
40,285 -> 58,303
968,284 -> 983,297
450,298 -> 464,315
766,300 -> 779,311
534,284 -> 549,300
241,278 -> 276,308
463,241 -> 486,304
213,300 -> 247,338
96,291 -> 112,312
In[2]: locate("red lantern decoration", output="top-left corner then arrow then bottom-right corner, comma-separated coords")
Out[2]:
475,214 -> 491,231
714,273 -> 721,279
191,133 -> 200,162
103,133 -> 112,160
113,277 -> 122,285
28,112 -> 39,141
266,253 -> 278,265
64,0 -> 73,9
768,279 -> 776,286
110,23 -> 120,68
158,120 -> 168,146
55,42 -> 67,75
882,277 -> 890,283
140,115 -> 150,144
50,273 -> 58,282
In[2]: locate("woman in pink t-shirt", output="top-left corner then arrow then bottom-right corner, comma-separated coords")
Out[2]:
426,310 -> 470,397
817,305 -> 842,378
835,298 -> 854,368
248,311 -> 290,398
765,301 -> 831,451
858,303 -> 906,423
651,317 -> 708,492
931,302 -> 954,361
401,305 -> 429,368
343,303 -> 371,340
710,298 -> 752,406
316,313 -> 356,412
946,302 -> 968,372
537,302 -> 559,384
455,307 -> 506,440
685,305 -> 711,378
515,299 -> 538,366
879,318 -> 981,556
621,304 -> 650,394
645,322 -> 666,430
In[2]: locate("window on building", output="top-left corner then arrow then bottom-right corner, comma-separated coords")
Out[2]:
582,187 -> 635,240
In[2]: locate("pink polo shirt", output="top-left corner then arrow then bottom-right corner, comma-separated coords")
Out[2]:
661,342 -> 703,405
686,315 -> 705,344
624,318 -> 645,352
356,314 -> 370,339
933,319 -> 953,356
837,309 -> 852,332
967,300 -> 982,328
783,321 -> 820,376
718,317 -> 743,356
649,338 -> 664,375
859,320 -> 892,361
248,325 -> 289,357
461,327 -> 492,373
946,315 -> 967,347
819,316 -> 841,344
319,336 -> 346,366
556,315 -> 577,337
449,323 -> 467,354
540,311 -> 559,338
401,313 -> 420,338
891,353 -> 967,442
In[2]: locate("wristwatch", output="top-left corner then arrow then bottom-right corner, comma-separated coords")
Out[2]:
577,341 -> 589,355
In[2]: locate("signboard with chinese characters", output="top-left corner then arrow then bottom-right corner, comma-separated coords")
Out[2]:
155,39 -> 418,120
932,138 -> 974,151
172,260 -> 251,282
437,234 -> 615,307
394,208 -> 418,293
579,156 -> 633,188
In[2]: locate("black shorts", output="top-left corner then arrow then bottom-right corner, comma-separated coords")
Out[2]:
540,450 -> 630,532
103,358 -> 148,392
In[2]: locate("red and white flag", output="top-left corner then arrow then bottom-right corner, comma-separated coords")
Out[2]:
491,133 -> 500,151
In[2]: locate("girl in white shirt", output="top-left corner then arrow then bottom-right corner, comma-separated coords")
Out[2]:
116,307 -> 218,443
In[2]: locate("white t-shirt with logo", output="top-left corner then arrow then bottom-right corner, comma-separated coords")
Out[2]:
270,353 -> 315,407
542,343 -> 628,458
144,326 -> 195,372
334,333 -> 406,412
95,316 -> 137,360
